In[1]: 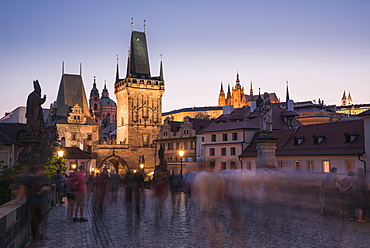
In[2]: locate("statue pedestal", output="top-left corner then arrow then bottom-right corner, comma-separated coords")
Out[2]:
256,134 -> 278,170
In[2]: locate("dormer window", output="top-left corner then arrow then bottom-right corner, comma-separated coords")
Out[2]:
293,136 -> 306,146
344,132 -> 359,143
312,135 -> 326,145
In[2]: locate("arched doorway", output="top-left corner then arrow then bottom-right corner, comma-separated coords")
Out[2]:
99,155 -> 129,178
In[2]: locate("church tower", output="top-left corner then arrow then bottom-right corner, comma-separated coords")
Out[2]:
218,82 -> 226,106
114,26 -> 164,168
89,76 -> 100,121
231,72 -> 247,108
341,90 -> 347,106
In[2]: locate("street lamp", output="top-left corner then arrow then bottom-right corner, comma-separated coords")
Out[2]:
71,160 -> 77,171
57,149 -> 64,158
139,163 -> 145,174
178,149 -> 185,175
57,149 -> 64,170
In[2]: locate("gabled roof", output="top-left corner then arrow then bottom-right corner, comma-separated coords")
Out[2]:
64,147 -> 92,159
240,119 -> 364,157
165,118 -> 212,134
202,105 -> 301,133
126,31 -> 151,79
54,74 -> 95,124
0,123 -> 27,145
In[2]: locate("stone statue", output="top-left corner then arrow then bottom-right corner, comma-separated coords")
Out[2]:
260,92 -> 272,134
158,146 -> 165,163
18,80 -> 52,173
26,80 -> 46,137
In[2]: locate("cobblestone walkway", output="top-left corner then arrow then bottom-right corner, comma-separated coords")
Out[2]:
34,189 -> 370,248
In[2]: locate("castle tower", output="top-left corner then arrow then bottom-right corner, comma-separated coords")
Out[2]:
231,72 -> 247,108
347,92 -> 353,105
218,82 -> 226,106
341,90 -> 347,106
114,27 -> 164,169
226,83 -> 232,105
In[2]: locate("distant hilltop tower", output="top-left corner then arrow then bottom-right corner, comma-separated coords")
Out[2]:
341,90 -> 353,106
218,72 -> 279,108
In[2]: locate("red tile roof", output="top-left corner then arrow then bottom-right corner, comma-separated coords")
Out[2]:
202,105 -> 301,133
240,119 -> 364,157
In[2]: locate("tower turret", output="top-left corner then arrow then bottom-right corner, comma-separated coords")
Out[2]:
341,90 -> 347,106
218,82 -> 226,106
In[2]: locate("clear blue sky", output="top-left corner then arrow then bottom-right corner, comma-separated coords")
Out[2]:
1,0 -> 369,117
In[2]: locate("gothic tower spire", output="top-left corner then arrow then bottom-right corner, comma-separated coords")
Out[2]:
218,81 -> 226,106
115,56 -> 120,83
341,90 -> 347,106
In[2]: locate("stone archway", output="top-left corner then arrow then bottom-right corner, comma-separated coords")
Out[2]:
99,155 -> 130,178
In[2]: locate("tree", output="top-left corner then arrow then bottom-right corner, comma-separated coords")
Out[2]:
44,155 -> 67,182
195,112 -> 210,120
0,143 -> 22,205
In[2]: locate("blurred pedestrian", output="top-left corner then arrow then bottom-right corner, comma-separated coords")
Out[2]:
109,173 -> 120,204
351,168 -> 369,222
10,166 -> 51,247
133,171 -> 144,216
152,170 -> 168,218
53,169 -> 64,204
339,171 -> 355,220
193,164 -> 226,244
65,172 -> 76,220
123,171 -> 135,208
320,167 -> 340,218
93,172 -> 108,213
72,166 -> 88,222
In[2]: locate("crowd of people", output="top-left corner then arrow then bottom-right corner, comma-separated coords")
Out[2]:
8,164 -> 370,247
321,167 -> 370,222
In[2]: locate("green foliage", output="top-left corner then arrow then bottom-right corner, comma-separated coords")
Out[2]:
195,112 -> 210,120
44,155 -> 67,182
0,163 -> 22,205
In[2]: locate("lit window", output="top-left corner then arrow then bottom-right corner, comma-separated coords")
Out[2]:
322,160 -> 330,173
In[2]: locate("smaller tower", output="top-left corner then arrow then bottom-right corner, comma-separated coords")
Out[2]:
218,82 -> 226,106
347,92 -> 353,105
226,83 -> 232,105
89,76 -> 100,115
341,90 -> 347,106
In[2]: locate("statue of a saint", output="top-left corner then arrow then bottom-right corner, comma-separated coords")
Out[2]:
260,92 -> 272,134
158,146 -> 165,163
26,80 -> 46,137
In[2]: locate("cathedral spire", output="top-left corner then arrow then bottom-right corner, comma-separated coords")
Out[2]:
220,81 -> 224,92
341,90 -> 347,106
115,56 -> 120,83
249,81 -> 253,96
159,54 -> 164,81
286,81 -> 290,102
236,72 -> 240,85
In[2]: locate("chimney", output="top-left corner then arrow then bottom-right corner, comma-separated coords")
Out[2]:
287,100 -> 294,111
223,105 -> 234,115
250,101 -> 257,112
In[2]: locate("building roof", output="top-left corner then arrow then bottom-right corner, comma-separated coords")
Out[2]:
0,123 -> 27,145
64,147 -> 92,159
240,119 -> 364,157
127,31 -> 151,79
202,104 -> 301,133
53,74 -> 95,124
163,106 -> 223,116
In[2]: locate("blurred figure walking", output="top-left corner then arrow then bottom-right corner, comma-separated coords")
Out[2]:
193,163 -> 225,244
152,170 -> 168,219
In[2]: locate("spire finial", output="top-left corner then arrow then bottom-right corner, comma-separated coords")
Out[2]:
80,63 -> 82,76
94,76 -> 96,84
143,20 -> 146,33
62,61 -> 64,75
131,18 -> 134,31
160,54 -> 163,61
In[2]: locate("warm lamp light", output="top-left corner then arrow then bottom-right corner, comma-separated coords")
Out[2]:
139,163 -> 145,169
57,150 -> 64,158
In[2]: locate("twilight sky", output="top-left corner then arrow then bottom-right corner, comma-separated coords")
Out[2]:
1,0 -> 369,117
